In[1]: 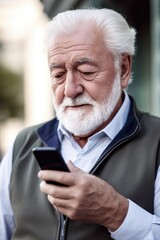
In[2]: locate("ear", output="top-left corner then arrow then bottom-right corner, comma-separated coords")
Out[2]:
120,54 -> 132,89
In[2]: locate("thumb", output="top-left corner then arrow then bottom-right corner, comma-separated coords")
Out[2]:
67,160 -> 84,173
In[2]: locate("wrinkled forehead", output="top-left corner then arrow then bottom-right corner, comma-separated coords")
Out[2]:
47,30 -> 108,65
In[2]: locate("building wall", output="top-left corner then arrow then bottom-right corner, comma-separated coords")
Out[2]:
0,0 -> 53,157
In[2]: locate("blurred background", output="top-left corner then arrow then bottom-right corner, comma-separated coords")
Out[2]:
0,0 -> 160,159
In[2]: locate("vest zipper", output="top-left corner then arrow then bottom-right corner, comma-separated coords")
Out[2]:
59,215 -> 67,240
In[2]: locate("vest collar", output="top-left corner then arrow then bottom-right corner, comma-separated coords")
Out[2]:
37,118 -> 61,150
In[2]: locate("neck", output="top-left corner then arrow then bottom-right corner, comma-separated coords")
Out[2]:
73,136 -> 88,148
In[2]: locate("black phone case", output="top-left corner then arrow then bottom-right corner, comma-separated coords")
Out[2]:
32,147 -> 70,185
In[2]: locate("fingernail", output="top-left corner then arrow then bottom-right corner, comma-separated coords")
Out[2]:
38,171 -> 42,178
40,180 -> 45,187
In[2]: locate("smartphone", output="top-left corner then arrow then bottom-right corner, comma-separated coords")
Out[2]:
32,147 -> 70,185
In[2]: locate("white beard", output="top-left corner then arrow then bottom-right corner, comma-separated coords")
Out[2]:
54,74 -> 121,136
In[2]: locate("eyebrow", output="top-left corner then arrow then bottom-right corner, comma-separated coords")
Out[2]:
49,63 -> 64,69
49,57 -> 95,70
75,57 -> 93,64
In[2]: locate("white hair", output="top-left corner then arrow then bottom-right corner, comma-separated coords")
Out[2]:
45,8 -> 136,58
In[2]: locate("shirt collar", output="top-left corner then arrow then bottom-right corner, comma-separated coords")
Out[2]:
103,90 -> 130,140
57,90 -> 130,142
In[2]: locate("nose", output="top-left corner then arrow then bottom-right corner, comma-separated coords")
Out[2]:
64,71 -> 84,98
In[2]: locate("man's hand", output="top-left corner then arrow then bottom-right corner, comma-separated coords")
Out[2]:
38,161 -> 129,231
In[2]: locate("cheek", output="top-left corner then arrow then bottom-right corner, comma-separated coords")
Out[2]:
85,80 -> 113,103
86,70 -> 115,100
52,83 -> 64,106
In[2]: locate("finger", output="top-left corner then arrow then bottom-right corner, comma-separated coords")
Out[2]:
47,195 -> 74,217
39,181 -> 73,199
38,170 -> 75,186
47,195 -> 69,208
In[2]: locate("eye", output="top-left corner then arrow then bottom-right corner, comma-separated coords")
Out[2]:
79,70 -> 96,81
55,72 -> 65,78
83,71 -> 94,75
51,71 -> 66,85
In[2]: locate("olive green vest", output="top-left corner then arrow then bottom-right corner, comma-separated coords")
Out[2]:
10,107 -> 160,240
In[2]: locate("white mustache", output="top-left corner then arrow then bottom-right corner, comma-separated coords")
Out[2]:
61,95 -> 95,108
